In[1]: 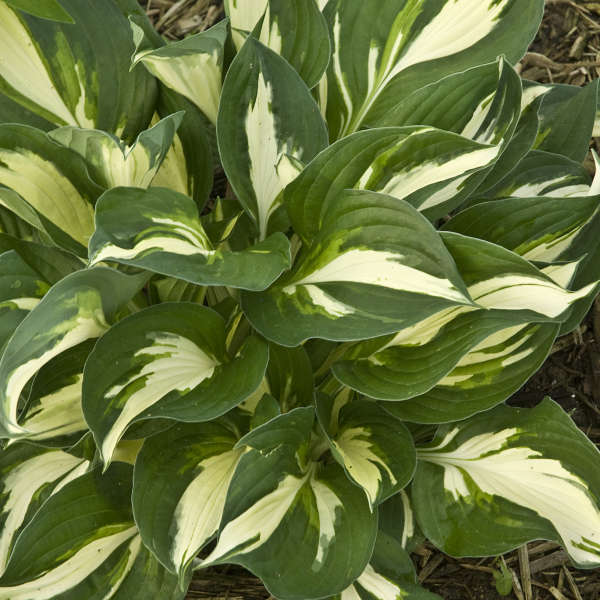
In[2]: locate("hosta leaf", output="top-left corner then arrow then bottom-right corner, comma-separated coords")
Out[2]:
266,342 -> 314,409
217,36 -> 328,239
383,322 -> 558,424
154,88 -> 213,208
242,189 -> 474,346
440,232 -> 598,322
0,0 -> 157,140
316,395 -> 416,507
4,0 -> 73,22
0,249 -> 48,351
131,20 -> 227,125
224,0 -> 268,49
413,399 -> 600,567
0,463 -> 185,599
133,421 -> 244,580
322,0 -> 544,139
334,536 -> 441,600
0,267 -> 145,437
257,0 -> 331,89
285,127 -> 502,241
376,57 -> 521,148
82,302 -> 268,465
532,80 -> 599,162
475,88 -> 545,193
49,112 -> 183,189
0,125 -> 103,255
444,194 -> 600,263
202,448 -> 377,600
0,443 -> 89,575
89,186 -> 291,291
478,150 -> 592,200
17,341 -> 93,447
333,310 -> 527,402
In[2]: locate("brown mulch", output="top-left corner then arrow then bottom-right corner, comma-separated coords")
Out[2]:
140,1 -> 600,598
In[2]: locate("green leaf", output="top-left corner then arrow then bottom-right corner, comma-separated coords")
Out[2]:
0,267 -> 145,438
133,421 -> 244,581
0,124 -> 103,255
131,20 -> 228,125
257,0 -> 331,89
316,394 -> 416,507
49,113 -> 184,189
413,398 -> 600,567
285,127 -> 502,238
217,36 -> 328,239
0,463 -> 186,599
201,448 -> 377,600
493,561 -> 513,596
376,57 -> 522,148
242,189 -> 474,346
82,302 -> 268,465
4,0 -> 73,22
89,186 -> 292,291
0,0 -> 157,140
321,0 -> 544,139
0,443 -> 89,575
533,80 -> 599,162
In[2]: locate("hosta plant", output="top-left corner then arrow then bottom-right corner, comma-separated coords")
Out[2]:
0,0 -> 599,598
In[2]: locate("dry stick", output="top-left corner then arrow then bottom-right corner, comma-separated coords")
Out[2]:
511,568 -> 526,600
519,545 -> 533,600
418,554 -> 445,583
155,0 -> 189,29
529,550 -> 569,576
563,567 -> 584,600
549,587 -> 571,600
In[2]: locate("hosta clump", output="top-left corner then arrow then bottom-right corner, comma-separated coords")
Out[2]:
0,0 -> 599,598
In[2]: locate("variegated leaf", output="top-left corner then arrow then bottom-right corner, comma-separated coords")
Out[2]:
217,35 -> 328,239
49,112 -> 183,189
153,88 -> 213,208
316,394 -> 416,507
444,193 -> 600,263
0,443 -> 89,575
0,124 -> 103,255
414,399 -> 600,567
201,447 -> 377,600
16,341 -> 94,447
383,322 -> 558,424
321,0 -> 544,139
82,303 -> 268,465
0,267 -> 145,438
242,189 -> 474,346
257,0 -> 331,89
0,249 -> 48,351
131,20 -> 227,125
332,310 -> 526,402
133,421 -> 244,581
0,0 -> 157,140
89,186 -> 291,291
376,57 -> 521,149
0,463 -> 186,599
4,0 -> 73,22
478,150 -> 592,201
224,0 -> 268,50
285,127 -> 502,238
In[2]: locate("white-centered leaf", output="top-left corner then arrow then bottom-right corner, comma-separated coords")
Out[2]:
83,303 -> 268,465
413,399 -> 600,567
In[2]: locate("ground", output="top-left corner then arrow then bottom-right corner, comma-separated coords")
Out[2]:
140,1 -> 600,598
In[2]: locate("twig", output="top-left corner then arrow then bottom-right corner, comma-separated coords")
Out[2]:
563,567 -> 584,600
519,545 -> 533,600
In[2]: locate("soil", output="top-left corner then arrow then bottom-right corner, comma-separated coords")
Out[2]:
140,1 -> 600,597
